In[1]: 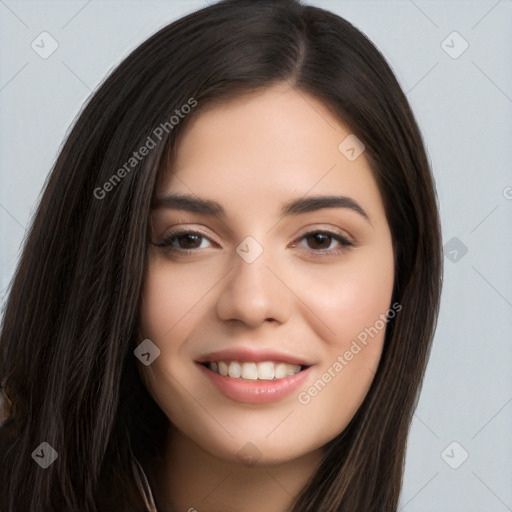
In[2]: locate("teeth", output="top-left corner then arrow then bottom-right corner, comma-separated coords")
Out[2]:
258,361 -> 274,380
207,360 -> 302,380
241,362 -> 258,380
218,361 -> 228,376
228,362 -> 241,378
274,362 -> 298,379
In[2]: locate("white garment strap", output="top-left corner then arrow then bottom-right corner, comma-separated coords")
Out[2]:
131,456 -> 159,512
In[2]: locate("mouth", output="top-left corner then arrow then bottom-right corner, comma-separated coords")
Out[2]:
195,347 -> 314,403
200,360 -> 310,381
197,359 -> 313,404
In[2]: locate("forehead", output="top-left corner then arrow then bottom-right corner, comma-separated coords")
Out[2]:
156,85 -> 384,220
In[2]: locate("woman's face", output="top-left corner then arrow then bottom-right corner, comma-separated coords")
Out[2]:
139,84 -> 395,466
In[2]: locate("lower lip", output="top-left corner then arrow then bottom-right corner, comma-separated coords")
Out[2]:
197,363 -> 312,404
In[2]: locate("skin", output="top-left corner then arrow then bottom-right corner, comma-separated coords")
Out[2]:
138,84 -> 395,512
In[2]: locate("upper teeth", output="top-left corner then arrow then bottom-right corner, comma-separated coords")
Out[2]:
208,361 -> 302,380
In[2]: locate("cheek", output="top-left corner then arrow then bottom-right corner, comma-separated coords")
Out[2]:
138,263 -> 196,396
139,257 -> 219,340
292,246 -> 394,432
296,244 -> 395,347
138,258 -> 225,409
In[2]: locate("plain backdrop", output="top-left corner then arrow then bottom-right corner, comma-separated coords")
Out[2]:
1,1 -> 511,510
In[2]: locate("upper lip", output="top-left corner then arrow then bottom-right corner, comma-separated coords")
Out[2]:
196,347 -> 312,367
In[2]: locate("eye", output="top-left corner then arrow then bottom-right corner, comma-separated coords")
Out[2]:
296,230 -> 354,254
152,230 -> 213,251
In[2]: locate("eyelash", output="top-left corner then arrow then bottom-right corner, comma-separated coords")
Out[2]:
152,229 -> 354,256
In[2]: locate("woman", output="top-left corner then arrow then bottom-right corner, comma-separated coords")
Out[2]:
0,0 -> 442,510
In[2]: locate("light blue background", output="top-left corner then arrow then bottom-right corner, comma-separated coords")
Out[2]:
1,1 -> 511,510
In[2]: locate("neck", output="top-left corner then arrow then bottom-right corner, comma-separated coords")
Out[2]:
149,425 -> 323,512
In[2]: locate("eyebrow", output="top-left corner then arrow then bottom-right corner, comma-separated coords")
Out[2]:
152,193 -> 371,223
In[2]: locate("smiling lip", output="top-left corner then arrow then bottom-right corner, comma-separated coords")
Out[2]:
198,363 -> 312,404
195,347 -> 313,404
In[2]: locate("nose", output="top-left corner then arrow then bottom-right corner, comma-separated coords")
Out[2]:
216,246 -> 291,328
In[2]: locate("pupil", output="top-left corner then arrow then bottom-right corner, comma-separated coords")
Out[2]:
308,233 -> 330,249
180,234 -> 201,249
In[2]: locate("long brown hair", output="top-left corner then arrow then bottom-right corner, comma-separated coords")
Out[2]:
0,0 -> 442,510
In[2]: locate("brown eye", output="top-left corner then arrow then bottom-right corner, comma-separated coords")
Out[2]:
176,233 -> 203,249
296,230 -> 354,254
305,233 -> 333,250
152,230 -> 213,251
